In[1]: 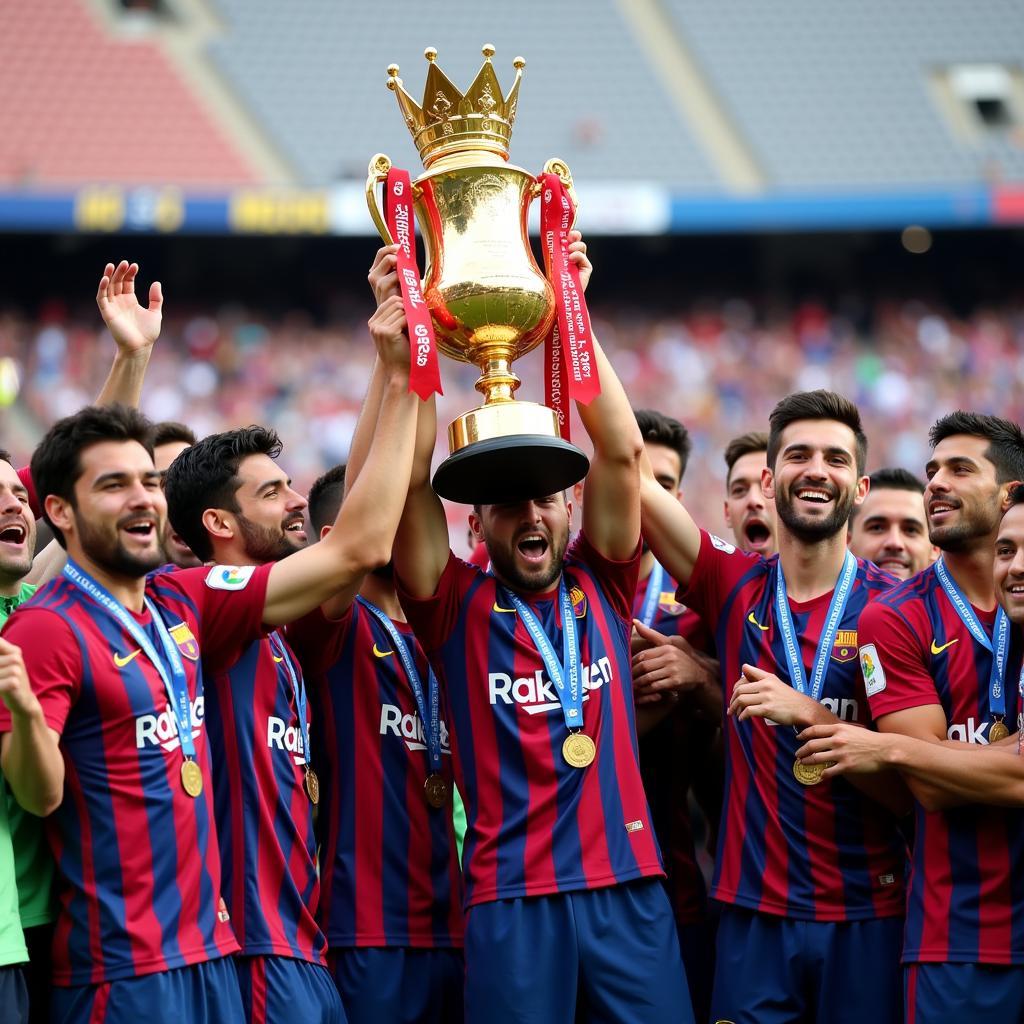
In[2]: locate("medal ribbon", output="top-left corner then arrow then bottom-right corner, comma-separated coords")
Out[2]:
269,632 -> 311,768
933,557 -> 1010,719
385,167 -> 442,400
639,561 -> 667,629
774,550 -> 857,702
359,597 -> 442,775
540,173 -> 601,441
501,579 -> 583,732
62,559 -> 196,761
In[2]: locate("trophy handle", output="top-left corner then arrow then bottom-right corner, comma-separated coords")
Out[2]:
365,153 -> 396,244
542,158 -> 578,227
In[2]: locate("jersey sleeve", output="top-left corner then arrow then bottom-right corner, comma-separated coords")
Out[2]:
677,529 -> 762,630
567,531 -> 641,621
857,598 -> 940,720
0,608 -> 82,735
286,604 -> 354,678
156,563 -> 274,673
397,551 -> 475,654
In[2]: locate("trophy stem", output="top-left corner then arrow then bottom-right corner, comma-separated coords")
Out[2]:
474,350 -> 520,403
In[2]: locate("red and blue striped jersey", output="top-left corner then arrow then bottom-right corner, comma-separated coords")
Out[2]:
680,530 -> 906,921
287,601 -> 463,948
202,629 -> 325,964
0,564 -> 273,985
860,569 -> 1024,964
397,531 -> 663,909
632,567 -> 715,924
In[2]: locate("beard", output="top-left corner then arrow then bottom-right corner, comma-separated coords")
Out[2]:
776,481 -> 857,543
928,499 -> 1001,553
485,525 -> 570,593
235,511 -> 305,564
78,512 -> 163,579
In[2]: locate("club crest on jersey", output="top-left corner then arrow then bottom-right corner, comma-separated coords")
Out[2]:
832,629 -> 857,663
168,622 -> 199,661
570,585 -> 587,619
205,564 -> 255,591
658,592 -> 685,616
859,643 -> 886,696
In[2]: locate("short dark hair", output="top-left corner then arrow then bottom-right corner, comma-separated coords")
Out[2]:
31,404 -> 154,548
149,420 -> 197,450
0,448 -> 12,467
307,464 -> 346,535
767,390 -> 867,474
1006,482 -> 1024,512
850,467 -> 926,522
164,425 -> 282,563
634,409 -> 691,478
724,431 -> 768,482
929,411 -> 1024,483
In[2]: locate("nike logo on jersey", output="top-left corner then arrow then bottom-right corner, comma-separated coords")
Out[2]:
114,649 -> 142,668
372,643 -> 394,659
931,638 -> 959,655
272,654 -> 284,663
747,612 -> 769,631
493,602 -> 517,614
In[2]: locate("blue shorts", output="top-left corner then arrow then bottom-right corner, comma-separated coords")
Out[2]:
327,947 -> 463,1024
235,955 -> 344,1024
50,957 -> 242,1024
465,879 -> 693,1024
905,962 -> 1024,1023
710,906 -> 902,1024
0,964 -> 28,1024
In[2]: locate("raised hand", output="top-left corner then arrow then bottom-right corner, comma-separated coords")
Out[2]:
96,261 -> 163,355
368,244 -> 401,306
567,229 -> 591,292
368,294 -> 411,377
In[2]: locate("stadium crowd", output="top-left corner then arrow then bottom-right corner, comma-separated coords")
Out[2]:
1,242 -> 1024,1024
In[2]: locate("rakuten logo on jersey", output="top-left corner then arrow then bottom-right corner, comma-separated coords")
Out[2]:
379,706 -> 452,754
136,697 -> 205,751
488,657 -> 612,715
267,716 -> 308,766
947,717 -> 993,744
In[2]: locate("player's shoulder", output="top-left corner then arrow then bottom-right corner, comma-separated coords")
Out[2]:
855,556 -> 900,597
872,564 -> 935,611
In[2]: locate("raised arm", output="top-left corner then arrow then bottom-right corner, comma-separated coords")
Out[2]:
94,260 -> 162,407
260,295 -> 419,625
640,455 -> 703,587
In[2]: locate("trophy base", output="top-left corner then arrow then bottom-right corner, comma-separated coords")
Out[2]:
432,434 -> 590,505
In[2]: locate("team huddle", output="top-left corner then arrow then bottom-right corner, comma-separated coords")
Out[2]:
0,242 -> 1022,1024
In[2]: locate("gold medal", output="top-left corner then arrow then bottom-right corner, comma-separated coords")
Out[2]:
562,732 -> 596,769
990,719 -> 1010,743
423,773 -> 449,809
180,759 -> 204,798
792,758 -> 833,786
304,767 -> 320,805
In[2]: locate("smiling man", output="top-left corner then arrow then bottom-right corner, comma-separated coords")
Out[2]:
640,390 -> 908,1024
849,467 -> 936,580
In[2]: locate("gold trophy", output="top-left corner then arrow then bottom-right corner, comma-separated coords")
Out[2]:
366,44 -> 590,505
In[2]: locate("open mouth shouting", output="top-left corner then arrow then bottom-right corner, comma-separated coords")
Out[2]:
743,516 -> 773,553
516,530 -> 550,568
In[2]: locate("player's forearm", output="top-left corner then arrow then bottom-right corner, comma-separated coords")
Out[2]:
95,348 -> 153,407
26,537 -> 66,587
575,338 -> 642,468
639,466 -> 702,587
342,356 -> 386,494
2,715 -> 64,816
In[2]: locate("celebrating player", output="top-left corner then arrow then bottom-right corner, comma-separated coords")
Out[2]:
803,412 -> 1024,1023
848,467 -> 936,579
150,421 -> 200,569
640,390 -> 908,1024
390,237 -> 693,1023
723,431 -> 776,557
0,304 -> 418,1021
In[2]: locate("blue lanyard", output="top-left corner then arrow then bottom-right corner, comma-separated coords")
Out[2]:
359,597 -> 442,773
269,631 -> 310,767
933,557 -> 1010,718
774,550 -> 857,702
502,579 -> 582,732
639,561 -> 666,629
62,559 -> 196,761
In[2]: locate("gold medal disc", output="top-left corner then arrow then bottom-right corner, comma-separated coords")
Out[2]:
792,758 -> 833,786
990,719 -> 1010,743
304,767 -> 320,805
181,759 -> 204,798
562,732 -> 596,769
423,773 -> 449,809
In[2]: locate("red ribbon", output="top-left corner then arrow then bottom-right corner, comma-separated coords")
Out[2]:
540,173 -> 600,441
385,168 -> 442,399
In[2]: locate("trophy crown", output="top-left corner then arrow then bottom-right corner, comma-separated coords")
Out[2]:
385,44 -> 525,169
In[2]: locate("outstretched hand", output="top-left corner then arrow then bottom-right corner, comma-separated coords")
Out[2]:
97,261 -> 163,355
